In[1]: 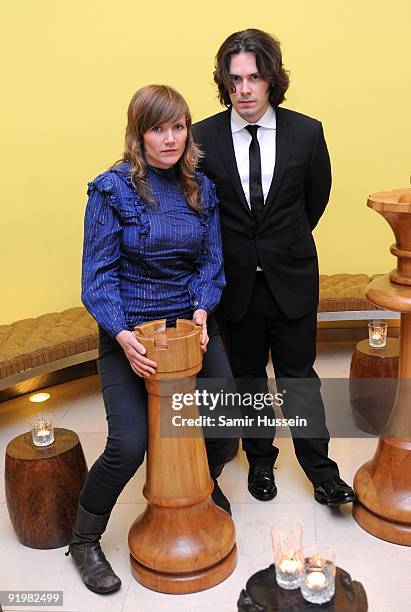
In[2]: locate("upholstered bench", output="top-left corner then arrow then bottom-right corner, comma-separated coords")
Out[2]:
318,273 -> 398,320
0,275 -> 399,401
317,274 -> 398,341
0,307 -> 98,401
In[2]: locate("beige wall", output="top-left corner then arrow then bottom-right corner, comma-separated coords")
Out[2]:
1,0 -> 410,323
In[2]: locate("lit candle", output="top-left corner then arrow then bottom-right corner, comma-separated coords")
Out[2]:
306,570 -> 327,589
279,558 -> 300,573
31,414 -> 54,447
36,428 -> 49,438
371,332 -> 382,341
35,419 -> 50,435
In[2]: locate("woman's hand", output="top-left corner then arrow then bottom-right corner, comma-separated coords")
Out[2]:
193,309 -> 209,353
115,330 -> 157,377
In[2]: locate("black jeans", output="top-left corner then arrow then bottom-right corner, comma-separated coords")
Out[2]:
80,316 -> 237,515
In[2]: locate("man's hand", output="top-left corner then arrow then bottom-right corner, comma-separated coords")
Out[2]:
115,330 -> 157,377
193,309 -> 209,353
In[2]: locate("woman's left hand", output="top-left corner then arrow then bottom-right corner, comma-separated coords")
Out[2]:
193,309 -> 209,353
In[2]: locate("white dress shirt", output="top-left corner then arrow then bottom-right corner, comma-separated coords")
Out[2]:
231,104 -> 277,207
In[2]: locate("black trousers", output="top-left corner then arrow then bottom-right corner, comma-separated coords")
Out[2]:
219,272 -> 339,487
80,316 -> 238,515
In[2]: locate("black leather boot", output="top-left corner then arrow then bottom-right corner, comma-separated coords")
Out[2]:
65,504 -> 121,594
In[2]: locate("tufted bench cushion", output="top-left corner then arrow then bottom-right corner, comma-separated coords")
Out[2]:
0,307 -> 98,381
318,274 -> 376,313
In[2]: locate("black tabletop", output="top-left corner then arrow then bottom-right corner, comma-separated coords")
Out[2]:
237,564 -> 367,611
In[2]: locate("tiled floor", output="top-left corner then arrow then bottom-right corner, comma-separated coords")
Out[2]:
1,341 -> 410,611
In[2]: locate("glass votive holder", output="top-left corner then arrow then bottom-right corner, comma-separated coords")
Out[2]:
368,320 -> 387,348
299,545 -> 336,605
29,413 -> 54,447
271,517 -> 303,590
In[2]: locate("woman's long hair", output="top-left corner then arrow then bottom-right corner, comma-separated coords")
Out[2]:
113,85 -> 203,210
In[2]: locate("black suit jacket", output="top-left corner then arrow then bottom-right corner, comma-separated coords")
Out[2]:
193,106 -> 331,322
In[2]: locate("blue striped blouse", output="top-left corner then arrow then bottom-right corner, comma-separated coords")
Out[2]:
81,162 -> 225,338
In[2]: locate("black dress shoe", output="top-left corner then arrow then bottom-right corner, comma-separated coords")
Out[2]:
211,480 -> 232,515
314,477 -> 356,507
248,465 -> 277,501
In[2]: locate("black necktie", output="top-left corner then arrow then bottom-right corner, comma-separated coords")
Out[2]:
245,124 -> 264,221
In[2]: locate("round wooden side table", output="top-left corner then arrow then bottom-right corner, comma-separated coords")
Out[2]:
349,338 -> 399,434
237,564 -> 368,611
5,427 -> 88,549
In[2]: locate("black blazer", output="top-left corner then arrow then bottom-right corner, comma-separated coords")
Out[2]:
193,106 -> 331,322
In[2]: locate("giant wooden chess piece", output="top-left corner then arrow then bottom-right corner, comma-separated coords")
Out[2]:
353,188 -> 411,545
128,319 -> 237,593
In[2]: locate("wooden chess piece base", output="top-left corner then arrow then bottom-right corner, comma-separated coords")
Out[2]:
353,438 -> 411,545
129,499 -> 237,594
128,439 -> 237,594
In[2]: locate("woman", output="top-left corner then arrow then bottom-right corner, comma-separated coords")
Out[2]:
67,85 -> 237,594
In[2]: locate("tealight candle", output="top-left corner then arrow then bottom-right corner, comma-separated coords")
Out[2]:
29,413 -> 54,447
306,570 -> 327,589
368,320 -> 387,348
279,558 -> 300,574
300,546 -> 335,605
36,428 -> 49,438
271,518 -> 303,590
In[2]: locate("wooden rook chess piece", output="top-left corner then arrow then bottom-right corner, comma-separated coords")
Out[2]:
353,188 -> 411,545
128,319 -> 237,593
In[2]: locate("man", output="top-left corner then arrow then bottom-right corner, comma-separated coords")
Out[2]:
194,29 -> 355,506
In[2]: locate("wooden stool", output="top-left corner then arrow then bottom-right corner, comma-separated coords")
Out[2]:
128,319 -> 237,594
349,338 -> 399,434
5,428 -> 88,549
